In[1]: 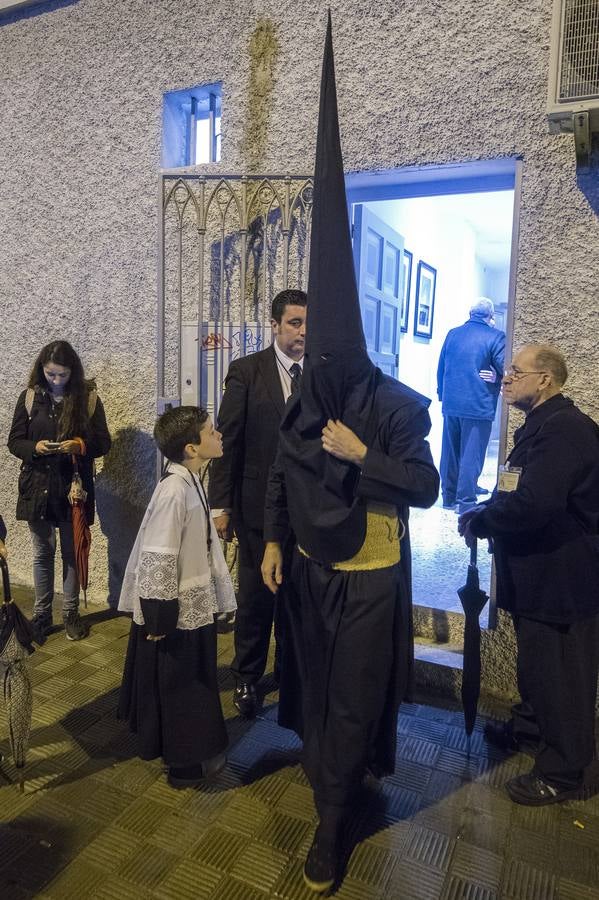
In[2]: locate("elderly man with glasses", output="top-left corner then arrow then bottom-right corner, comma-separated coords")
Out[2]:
459,343 -> 599,806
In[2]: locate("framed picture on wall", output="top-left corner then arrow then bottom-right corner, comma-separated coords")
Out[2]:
400,249 -> 412,333
414,261 -> 437,339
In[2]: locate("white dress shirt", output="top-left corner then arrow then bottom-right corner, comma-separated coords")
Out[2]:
273,341 -> 304,402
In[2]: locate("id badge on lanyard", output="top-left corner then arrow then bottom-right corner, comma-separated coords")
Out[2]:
497,464 -> 522,493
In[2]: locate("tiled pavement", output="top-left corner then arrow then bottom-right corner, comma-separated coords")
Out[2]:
1,591 -> 599,899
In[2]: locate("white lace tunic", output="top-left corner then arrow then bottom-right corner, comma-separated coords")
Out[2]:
118,463 -> 236,630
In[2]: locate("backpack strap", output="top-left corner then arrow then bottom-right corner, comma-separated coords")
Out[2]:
24,387 -> 35,418
26,386 -> 97,420
87,389 -> 98,418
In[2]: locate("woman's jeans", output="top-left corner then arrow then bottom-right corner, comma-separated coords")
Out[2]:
29,520 -> 80,621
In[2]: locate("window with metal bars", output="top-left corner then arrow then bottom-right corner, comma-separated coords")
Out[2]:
162,83 -> 222,167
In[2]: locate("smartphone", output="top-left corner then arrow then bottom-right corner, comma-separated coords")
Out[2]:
45,442 -> 61,450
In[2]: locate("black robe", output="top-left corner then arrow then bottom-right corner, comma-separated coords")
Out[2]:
264,376 -> 439,809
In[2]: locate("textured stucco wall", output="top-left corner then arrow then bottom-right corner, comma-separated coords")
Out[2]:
1,0 -> 598,696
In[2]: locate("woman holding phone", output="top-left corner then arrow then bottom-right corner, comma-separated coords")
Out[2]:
8,340 -> 111,641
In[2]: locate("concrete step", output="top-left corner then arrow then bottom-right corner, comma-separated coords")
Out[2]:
413,635 -> 463,700
414,639 -> 463,668
413,602 -> 490,646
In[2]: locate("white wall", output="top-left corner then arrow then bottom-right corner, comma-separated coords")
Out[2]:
363,194 -> 509,463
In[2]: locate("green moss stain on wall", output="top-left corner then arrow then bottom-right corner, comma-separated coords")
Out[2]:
243,19 -> 280,170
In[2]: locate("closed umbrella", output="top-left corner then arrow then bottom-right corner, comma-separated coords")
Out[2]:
69,454 -> 91,608
457,540 -> 489,753
0,556 -> 36,791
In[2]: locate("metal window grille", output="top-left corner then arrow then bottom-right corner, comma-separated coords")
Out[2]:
158,174 -> 313,419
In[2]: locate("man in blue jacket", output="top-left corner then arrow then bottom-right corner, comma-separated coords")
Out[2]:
459,344 -> 599,805
437,298 -> 505,512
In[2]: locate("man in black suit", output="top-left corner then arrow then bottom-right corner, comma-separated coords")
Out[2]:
459,344 -> 599,806
209,289 -> 307,717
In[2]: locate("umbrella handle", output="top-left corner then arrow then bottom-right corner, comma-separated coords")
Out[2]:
469,541 -> 478,567
0,556 -> 11,603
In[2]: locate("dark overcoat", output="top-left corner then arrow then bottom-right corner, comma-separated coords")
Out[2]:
264,376 -> 440,774
208,345 -> 285,532
7,386 -> 111,525
470,394 -> 599,624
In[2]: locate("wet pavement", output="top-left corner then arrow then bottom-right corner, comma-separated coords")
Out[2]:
1,588 -> 598,899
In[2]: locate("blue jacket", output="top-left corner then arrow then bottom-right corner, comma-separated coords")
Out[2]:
437,318 -> 505,420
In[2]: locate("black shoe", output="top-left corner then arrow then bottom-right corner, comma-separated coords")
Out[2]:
483,719 -> 538,756
168,752 -> 227,788
233,682 -> 258,718
31,614 -> 53,645
63,611 -> 89,641
442,502 -> 457,510
476,485 -> 490,495
506,771 -> 599,806
303,835 -> 338,893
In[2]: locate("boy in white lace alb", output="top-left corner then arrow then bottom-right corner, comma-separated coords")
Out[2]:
118,406 -> 236,787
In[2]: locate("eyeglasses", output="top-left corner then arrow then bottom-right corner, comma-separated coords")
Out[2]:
503,368 -> 547,381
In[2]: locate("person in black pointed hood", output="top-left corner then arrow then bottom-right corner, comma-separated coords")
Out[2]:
261,14 -> 439,893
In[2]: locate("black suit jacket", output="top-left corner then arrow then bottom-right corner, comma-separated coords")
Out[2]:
208,345 -> 285,533
470,394 -> 599,623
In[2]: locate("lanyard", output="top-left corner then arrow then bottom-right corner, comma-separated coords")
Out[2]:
190,472 -> 212,555
163,463 -> 212,555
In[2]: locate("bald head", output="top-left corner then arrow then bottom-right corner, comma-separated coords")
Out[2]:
503,343 -> 567,413
526,343 -> 568,388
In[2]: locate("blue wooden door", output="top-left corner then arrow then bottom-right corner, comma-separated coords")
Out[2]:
352,205 -> 405,378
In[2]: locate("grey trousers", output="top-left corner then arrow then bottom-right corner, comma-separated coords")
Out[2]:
29,519 -> 80,620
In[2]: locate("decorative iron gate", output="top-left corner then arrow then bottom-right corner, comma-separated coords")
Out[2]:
158,174 -> 313,419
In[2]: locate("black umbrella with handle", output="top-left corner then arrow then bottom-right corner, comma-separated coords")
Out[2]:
0,556 -> 37,791
457,540 -> 489,754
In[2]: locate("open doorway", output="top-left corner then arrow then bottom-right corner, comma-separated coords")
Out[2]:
348,161 -> 520,622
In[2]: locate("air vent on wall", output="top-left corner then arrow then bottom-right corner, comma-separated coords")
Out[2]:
547,1 -> 599,164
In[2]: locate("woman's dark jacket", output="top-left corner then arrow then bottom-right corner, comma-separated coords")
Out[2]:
7,386 -> 112,525
470,394 -> 599,624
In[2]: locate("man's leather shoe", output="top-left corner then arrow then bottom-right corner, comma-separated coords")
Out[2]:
483,719 -> 538,756
506,771 -> 599,806
233,682 -> 258,718
476,485 -> 490,495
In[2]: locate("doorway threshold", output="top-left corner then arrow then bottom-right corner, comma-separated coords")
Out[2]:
414,637 -> 463,669
413,633 -> 463,699
414,601 -> 482,646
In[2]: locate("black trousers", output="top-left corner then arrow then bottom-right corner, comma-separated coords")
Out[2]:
512,613 -> 599,788
231,526 -> 285,685
284,554 -> 408,813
